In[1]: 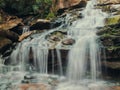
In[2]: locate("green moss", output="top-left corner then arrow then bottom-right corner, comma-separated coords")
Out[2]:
46,12 -> 56,20
105,15 -> 120,25
107,46 -> 120,50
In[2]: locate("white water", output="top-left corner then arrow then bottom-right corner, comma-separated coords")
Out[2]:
10,26 -> 64,74
56,0 -> 108,89
22,25 -> 30,33
67,0 -> 107,82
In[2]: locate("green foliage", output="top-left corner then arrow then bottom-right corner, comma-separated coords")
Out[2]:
105,15 -> 120,25
0,0 -> 55,19
46,12 -> 55,20
32,0 -> 53,18
0,0 -> 5,7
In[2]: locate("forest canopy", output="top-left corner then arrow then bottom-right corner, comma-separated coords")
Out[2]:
0,0 -> 54,18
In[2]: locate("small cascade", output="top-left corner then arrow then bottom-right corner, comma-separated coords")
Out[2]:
22,25 -> 30,33
10,25 -> 64,74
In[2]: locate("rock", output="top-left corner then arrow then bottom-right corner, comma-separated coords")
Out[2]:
24,75 -> 35,80
17,83 -> 51,90
48,31 -> 65,42
0,37 -> 12,53
0,30 -> 19,42
62,38 -> 75,45
50,35 -> 61,41
19,31 -> 33,41
105,47 -> 120,60
0,18 -> 22,30
53,0 -> 87,14
105,15 -> 120,25
110,4 -> 120,12
30,19 -> 51,30
98,0 -> 120,4
111,86 -> 120,90
102,61 -> 120,69
21,80 -> 30,84
55,0 -> 87,9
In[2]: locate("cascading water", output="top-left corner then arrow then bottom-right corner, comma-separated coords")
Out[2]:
10,25 -> 64,74
22,25 -> 30,33
1,0 -> 117,89
56,0 -> 108,90
67,0 -> 107,82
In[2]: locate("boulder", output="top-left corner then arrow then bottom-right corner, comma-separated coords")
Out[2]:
0,18 -> 22,30
17,83 -> 51,90
0,30 -> 19,42
52,0 -> 87,13
62,38 -> 75,45
30,19 -> 51,30
105,15 -> 120,25
0,37 -> 12,53
19,31 -> 34,41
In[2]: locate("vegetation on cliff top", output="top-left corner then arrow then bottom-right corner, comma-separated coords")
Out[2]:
0,0 -> 55,19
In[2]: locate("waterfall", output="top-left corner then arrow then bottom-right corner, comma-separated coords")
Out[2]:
10,25 -> 64,74
22,25 -> 30,34
67,0 -> 107,82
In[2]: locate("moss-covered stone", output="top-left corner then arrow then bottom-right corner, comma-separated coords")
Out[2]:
98,23 -> 120,63
105,15 -> 120,25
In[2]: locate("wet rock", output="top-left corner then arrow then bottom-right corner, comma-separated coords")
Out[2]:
98,0 -> 120,4
49,35 -> 61,41
102,61 -> 120,69
0,30 -> 19,42
105,47 -> 120,61
0,18 -> 22,30
110,4 -> 120,12
62,38 -> 75,45
111,86 -> 120,90
17,83 -> 51,90
48,31 -> 65,42
24,75 -> 35,80
30,19 -> 51,30
19,31 -> 33,41
0,37 -> 12,53
2,49 -> 12,57
105,15 -> 120,25
21,80 -> 30,84
98,24 -> 120,51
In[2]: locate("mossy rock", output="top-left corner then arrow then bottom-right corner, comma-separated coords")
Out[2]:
105,15 -> 120,25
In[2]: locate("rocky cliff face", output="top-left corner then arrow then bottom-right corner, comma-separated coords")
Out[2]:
52,0 -> 87,14
53,0 -> 87,9
98,0 -> 120,4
